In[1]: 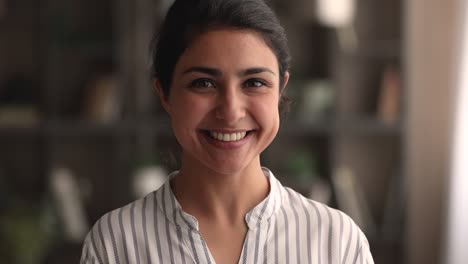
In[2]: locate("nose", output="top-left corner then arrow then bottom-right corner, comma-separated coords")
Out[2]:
215,85 -> 246,124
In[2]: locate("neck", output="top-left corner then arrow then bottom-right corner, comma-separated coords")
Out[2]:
171,155 -> 269,225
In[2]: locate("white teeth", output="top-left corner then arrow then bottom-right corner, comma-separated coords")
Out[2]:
209,131 -> 248,142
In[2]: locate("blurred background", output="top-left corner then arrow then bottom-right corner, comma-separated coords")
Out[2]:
0,0 -> 466,263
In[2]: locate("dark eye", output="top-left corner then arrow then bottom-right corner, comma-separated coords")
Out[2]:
244,79 -> 266,88
190,78 -> 215,89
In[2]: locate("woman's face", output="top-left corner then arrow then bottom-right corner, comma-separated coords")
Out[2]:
157,29 -> 289,175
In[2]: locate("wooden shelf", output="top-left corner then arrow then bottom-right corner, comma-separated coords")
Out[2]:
279,117 -> 402,137
335,117 -> 403,135
0,120 -> 173,137
279,119 -> 333,136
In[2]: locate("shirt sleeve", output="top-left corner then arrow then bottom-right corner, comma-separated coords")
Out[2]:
354,232 -> 375,264
80,227 -> 106,264
338,212 -> 375,264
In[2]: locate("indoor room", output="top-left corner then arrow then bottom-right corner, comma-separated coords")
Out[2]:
0,0 -> 466,263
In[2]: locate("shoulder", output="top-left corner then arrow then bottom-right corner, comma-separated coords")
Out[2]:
282,186 -> 366,235
281,185 -> 351,224
267,168 -> 369,245
280,187 -> 373,263
80,190 -> 162,263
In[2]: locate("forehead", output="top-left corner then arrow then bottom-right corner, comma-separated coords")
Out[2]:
174,29 -> 279,74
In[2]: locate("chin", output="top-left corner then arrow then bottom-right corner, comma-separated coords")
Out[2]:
202,153 -> 263,176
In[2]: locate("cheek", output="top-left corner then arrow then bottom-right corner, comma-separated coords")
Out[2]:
170,94 -> 211,129
252,96 -> 280,128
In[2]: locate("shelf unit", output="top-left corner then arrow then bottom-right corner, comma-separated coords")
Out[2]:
0,0 -> 405,263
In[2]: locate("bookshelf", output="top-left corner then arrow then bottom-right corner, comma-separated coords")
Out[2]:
0,0 -> 405,263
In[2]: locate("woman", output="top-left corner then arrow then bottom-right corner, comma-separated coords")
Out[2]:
80,0 -> 374,263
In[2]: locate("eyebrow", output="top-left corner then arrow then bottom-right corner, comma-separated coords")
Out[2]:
241,67 -> 276,76
183,66 -> 221,76
182,66 -> 276,77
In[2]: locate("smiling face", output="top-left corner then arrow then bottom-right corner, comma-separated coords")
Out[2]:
157,28 -> 289,175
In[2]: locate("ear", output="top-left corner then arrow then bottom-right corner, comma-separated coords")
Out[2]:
280,71 -> 290,96
154,80 -> 171,114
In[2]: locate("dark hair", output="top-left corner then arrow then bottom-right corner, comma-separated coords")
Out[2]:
151,0 -> 291,113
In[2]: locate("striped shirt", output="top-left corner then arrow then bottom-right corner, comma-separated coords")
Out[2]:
80,168 -> 374,264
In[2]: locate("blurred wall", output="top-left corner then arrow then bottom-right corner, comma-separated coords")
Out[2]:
406,0 -> 458,264
444,0 -> 468,263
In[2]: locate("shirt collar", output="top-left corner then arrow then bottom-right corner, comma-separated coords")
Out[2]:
244,167 -> 283,230
156,167 -> 284,231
